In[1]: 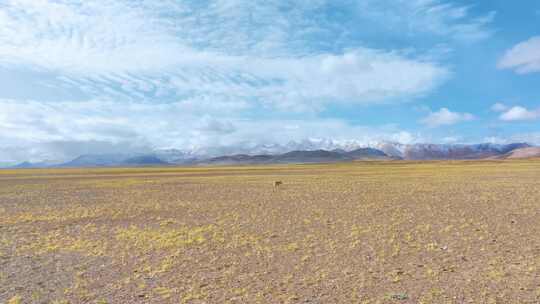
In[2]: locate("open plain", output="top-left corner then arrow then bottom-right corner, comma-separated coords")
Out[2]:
1,160 -> 540,303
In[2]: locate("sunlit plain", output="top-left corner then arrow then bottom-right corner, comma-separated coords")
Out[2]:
1,160 -> 540,303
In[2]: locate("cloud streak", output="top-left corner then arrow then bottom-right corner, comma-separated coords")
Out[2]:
356,0 -> 495,42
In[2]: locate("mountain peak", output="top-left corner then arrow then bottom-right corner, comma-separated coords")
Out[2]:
4,142 -> 537,168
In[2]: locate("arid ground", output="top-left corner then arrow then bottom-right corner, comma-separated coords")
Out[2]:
1,160 -> 540,303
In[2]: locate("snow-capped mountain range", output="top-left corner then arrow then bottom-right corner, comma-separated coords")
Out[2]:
5,141 -> 538,168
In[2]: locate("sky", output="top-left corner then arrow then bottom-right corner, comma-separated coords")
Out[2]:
0,0 -> 539,164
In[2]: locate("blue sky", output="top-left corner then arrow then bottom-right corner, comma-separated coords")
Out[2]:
0,0 -> 539,164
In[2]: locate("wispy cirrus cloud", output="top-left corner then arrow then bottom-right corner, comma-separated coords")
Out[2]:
0,0 -> 492,109
356,0 -> 495,42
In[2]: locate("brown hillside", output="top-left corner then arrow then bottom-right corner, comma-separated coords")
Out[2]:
504,147 -> 540,159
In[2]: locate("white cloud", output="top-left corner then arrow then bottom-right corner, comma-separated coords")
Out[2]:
0,0 -> 497,163
491,102 -> 508,112
32,50 -> 445,112
420,108 -> 475,127
498,36 -> 540,74
0,0 -> 490,110
0,98 -> 427,164
499,106 -> 540,121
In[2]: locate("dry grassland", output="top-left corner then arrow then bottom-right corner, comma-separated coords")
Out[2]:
1,160 -> 540,303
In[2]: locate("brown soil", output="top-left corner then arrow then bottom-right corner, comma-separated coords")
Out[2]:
1,160 -> 540,303
505,147 -> 540,159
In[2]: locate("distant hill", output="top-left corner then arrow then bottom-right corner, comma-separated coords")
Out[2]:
377,143 -> 531,160
11,161 -> 38,169
500,147 -> 540,159
11,161 -> 44,169
273,150 -> 351,163
198,154 -> 274,165
10,160 -> 60,169
204,143 -> 531,164
122,155 -> 169,166
59,154 -> 128,167
6,142 -> 536,169
198,148 -> 395,165
346,147 -> 394,160
58,154 -> 170,167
